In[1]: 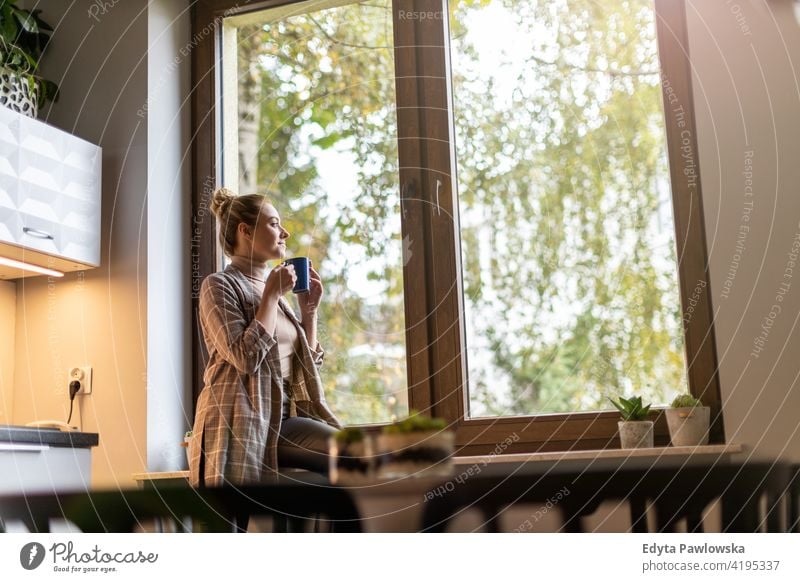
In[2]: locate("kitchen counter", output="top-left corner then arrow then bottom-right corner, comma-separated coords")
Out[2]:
0,425 -> 99,448
0,425 -> 98,495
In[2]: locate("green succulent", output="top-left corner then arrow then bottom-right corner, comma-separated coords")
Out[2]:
671,394 -> 702,408
608,395 -> 652,421
334,426 -> 365,444
382,410 -> 447,434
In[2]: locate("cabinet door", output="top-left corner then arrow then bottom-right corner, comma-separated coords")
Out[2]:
0,109 -> 101,267
15,145 -> 63,257
59,133 -> 101,266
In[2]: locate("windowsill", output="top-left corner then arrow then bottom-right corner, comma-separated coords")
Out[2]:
131,444 -> 744,486
454,443 -> 744,467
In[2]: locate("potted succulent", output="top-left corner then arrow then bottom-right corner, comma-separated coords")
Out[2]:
181,430 -> 193,465
0,2 -> 59,117
328,427 -> 374,485
665,394 -> 710,446
609,395 -> 654,448
376,410 -> 454,479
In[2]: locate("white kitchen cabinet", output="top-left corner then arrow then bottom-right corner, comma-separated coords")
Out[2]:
0,442 -> 92,495
0,426 -> 97,497
0,106 -> 102,279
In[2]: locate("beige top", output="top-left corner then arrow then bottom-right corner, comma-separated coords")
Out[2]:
275,309 -> 299,379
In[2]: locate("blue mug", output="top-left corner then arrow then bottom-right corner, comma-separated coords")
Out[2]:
283,257 -> 310,294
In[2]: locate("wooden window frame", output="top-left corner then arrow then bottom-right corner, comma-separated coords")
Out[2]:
191,0 -> 724,454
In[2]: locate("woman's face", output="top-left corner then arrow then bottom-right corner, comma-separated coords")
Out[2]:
240,203 -> 289,261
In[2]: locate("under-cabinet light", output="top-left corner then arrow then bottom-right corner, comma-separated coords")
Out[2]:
0,256 -> 65,278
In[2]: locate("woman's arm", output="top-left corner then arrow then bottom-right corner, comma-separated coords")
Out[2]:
199,275 -> 277,375
298,261 -> 325,366
299,310 -> 325,368
301,310 -> 318,351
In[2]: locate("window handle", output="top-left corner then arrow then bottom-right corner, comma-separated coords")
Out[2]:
401,180 -> 417,219
435,179 -> 442,216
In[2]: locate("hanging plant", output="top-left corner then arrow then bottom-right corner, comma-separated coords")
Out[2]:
0,2 -> 59,117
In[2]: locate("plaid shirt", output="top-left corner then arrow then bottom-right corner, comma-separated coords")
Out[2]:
188,264 -> 341,487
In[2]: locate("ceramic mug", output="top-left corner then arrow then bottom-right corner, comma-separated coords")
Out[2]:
283,256 -> 310,293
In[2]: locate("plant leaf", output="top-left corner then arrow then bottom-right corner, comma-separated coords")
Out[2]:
31,10 -> 53,32
312,131 -> 345,150
11,8 -> 38,34
1,7 -> 18,42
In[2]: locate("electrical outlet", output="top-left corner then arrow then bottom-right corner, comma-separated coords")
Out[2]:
68,366 -> 93,395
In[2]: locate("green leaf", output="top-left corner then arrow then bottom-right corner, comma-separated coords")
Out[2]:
1,7 -> 18,42
41,79 -> 58,101
608,397 -> 626,416
312,132 -> 345,150
11,8 -> 37,34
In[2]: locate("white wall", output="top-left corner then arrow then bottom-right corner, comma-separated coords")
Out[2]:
146,0 -> 193,471
688,0 -> 800,461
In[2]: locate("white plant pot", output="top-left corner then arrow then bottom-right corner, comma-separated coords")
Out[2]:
376,430 -> 455,479
183,436 -> 192,466
618,421 -> 654,448
0,68 -> 39,118
665,406 -> 710,446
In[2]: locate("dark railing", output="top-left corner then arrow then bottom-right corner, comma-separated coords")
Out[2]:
421,462 -> 799,533
1,462 -> 797,533
0,481 -> 361,533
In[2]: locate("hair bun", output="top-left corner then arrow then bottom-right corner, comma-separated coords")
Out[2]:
210,187 -> 236,219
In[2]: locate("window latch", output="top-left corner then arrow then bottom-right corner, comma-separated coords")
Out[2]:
435,179 -> 442,216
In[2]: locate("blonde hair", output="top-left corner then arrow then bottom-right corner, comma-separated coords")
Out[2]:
210,187 -> 273,257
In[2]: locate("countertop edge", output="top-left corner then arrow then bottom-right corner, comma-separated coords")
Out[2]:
0,426 -> 99,448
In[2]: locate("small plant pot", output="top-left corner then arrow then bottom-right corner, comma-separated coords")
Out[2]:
328,435 -> 375,485
182,436 -> 192,466
0,68 -> 39,118
617,420 -> 654,448
665,406 -> 710,446
376,430 -> 455,479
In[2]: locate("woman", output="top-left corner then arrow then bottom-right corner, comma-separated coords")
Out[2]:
188,188 -> 341,487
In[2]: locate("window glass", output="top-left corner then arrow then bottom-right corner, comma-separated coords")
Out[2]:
448,0 -> 688,416
223,0 -> 407,424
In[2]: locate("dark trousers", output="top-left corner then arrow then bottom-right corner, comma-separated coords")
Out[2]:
276,416 -> 337,476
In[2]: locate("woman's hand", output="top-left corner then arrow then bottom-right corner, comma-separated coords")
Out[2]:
255,263 -> 295,336
298,259 -> 323,315
264,263 -> 296,300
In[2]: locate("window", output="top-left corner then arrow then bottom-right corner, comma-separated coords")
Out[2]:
192,0 -> 723,452
220,1 -> 407,425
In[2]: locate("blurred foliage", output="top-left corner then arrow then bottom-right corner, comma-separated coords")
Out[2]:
382,410 -> 448,434
233,0 -> 688,424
